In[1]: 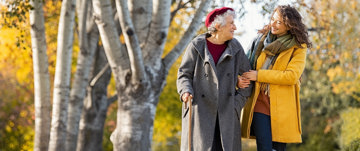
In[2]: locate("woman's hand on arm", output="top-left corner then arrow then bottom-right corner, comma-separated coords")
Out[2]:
237,75 -> 251,88
243,70 -> 257,81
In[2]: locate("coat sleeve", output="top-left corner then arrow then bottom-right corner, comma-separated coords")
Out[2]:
177,42 -> 197,100
235,42 -> 253,107
257,46 -> 307,85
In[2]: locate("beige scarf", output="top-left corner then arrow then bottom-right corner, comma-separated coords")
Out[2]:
251,31 -> 297,95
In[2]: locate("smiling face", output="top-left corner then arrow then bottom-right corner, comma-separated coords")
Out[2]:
216,15 -> 237,41
270,10 -> 289,37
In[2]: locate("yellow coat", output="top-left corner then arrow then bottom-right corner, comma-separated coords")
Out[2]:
241,43 -> 307,143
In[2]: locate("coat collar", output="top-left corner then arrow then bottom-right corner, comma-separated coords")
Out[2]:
191,33 -> 241,65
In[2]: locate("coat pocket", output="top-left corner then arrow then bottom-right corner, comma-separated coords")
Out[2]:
234,108 -> 240,120
234,95 -> 244,121
183,107 -> 189,118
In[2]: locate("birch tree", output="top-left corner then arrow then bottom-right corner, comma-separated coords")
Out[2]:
92,0 -> 211,150
65,0 -> 98,150
29,0 -> 51,150
48,0 -> 76,150
75,3 -> 122,150
76,46 -> 114,151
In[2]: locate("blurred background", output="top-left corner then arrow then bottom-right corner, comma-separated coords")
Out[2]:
0,0 -> 359,150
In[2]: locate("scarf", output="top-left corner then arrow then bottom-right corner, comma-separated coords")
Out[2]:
249,31 -> 297,96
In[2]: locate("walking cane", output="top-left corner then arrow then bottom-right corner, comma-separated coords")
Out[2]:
186,95 -> 193,151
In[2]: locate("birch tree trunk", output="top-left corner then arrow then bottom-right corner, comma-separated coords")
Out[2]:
76,47 -> 113,151
30,0 -> 51,150
48,0 -> 76,150
128,0 -> 152,47
76,3 -> 125,149
65,0 -> 96,150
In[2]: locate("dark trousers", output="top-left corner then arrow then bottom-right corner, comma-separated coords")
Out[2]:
211,114 -> 223,151
252,112 -> 286,151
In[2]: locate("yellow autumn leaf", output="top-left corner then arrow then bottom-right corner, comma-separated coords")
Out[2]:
331,83 -> 340,94
327,68 -> 336,81
334,66 -> 344,76
342,52 -> 350,59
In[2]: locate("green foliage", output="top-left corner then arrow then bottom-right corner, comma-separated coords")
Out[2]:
344,138 -> 360,151
287,114 -> 340,151
0,122 -> 34,150
340,108 -> 360,149
0,68 -> 34,150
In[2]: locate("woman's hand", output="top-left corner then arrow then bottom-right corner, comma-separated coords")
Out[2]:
181,92 -> 192,103
237,76 -> 251,89
243,70 -> 258,81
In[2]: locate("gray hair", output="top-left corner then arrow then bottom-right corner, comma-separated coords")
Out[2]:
207,10 -> 236,35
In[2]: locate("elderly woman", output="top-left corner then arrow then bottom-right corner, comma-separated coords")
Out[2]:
177,7 -> 252,151
239,5 -> 312,151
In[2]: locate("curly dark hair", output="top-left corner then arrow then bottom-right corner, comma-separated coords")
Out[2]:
259,5 -> 312,48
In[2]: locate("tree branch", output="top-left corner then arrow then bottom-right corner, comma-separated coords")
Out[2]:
66,0 -> 93,150
129,0 -> 152,45
107,95 -> 118,105
142,0 -> 171,67
90,63 -> 110,87
92,0 -> 131,86
170,0 -> 194,23
163,0 -> 211,71
115,0 -> 147,84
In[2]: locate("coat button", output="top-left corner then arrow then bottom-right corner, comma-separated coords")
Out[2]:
201,94 -> 205,98
227,73 -> 230,76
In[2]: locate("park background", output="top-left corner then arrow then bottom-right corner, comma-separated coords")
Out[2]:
0,0 -> 360,150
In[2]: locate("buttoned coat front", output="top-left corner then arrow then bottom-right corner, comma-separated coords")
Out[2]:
241,35 -> 307,143
177,34 -> 252,151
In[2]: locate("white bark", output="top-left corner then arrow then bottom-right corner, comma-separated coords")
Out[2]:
110,94 -> 156,151
30,0 -> 51,150
128,0 -> 152,46
142,0 -> 171,70
65,0 -> 96,150
115,0 -> 147,84
48,0 -> 76,150
163,0 -> 211,70
92,0 -> 130,78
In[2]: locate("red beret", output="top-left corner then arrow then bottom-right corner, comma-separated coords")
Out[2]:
205,7 -> 234,28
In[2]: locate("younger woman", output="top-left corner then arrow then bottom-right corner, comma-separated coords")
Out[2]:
240,5 -> 312,151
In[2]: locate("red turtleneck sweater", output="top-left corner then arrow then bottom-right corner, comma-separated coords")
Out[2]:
206,39 -> 227,64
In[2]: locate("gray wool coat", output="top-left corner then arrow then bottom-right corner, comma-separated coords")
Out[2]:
177,34 -> 253,151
